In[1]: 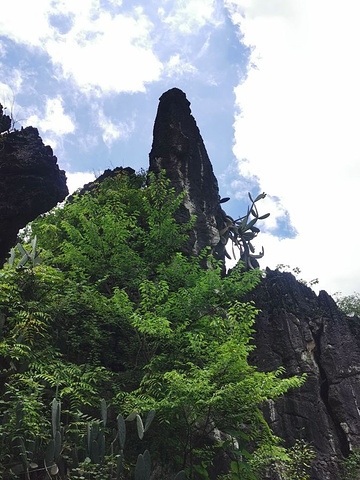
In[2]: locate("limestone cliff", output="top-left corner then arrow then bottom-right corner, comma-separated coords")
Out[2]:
247,269 -> 360,479
0,106 -> 68,265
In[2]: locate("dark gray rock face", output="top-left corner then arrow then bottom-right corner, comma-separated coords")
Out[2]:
148,89 -> 360,479
149,88 -> 227,262
250,269 -> 360,479
0,119 -> 68,266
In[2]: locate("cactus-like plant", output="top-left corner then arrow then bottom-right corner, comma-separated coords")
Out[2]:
44,398 -> 62,475
135,449 -> 151,480
220,192 -> 270,269
8,236 -> 41,269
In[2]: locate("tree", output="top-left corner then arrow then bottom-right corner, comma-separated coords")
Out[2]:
334,292 -> 360,317
0,169 -> 306,478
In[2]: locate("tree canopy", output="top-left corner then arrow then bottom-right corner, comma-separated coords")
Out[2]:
0,170 -> 308,479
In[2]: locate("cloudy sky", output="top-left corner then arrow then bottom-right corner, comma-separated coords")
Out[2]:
1,0 -> 360,296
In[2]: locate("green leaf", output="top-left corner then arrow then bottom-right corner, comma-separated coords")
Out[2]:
144,409 -> 156,432
135,454 -> 146,480
71,447 -> 79,469
245,218 -> 257,231
117,414 -> 126,450
254,192 -> 266,202
100,398 -> 107,427
174,471 -> 187,480
117,452 -> 123,479
230,461 -> 240,474
143,449 -> 151,479
98,431 -> 105,459
45,439 -> 55,466
242,232 -> 255,242
125,411 -> 137,421
54,430 -> 62,460
91,421 -> 99,440
91,439 -> 100,464
136,414 -> 145,440
51,398 -> 60,438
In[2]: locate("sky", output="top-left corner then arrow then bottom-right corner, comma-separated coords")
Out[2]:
1,0 -> 360,296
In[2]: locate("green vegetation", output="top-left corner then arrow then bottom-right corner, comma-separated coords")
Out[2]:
334,292 -> 360,317
339,448 -> 360,479
0,170 -> 309,478
220,192 -> 269,268
275,265 -> 319,288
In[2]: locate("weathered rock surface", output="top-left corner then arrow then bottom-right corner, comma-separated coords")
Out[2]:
0,113 -> 68,266
149,88 -> 227,262
249,269 -> 360,479
148,89 -> 360,479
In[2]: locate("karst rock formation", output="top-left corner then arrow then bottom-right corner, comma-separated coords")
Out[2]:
2,89 -> 360,479
250,269 -> 360,479
149,87 -> 228,263
149,88 -> 360,479
0,104 -> 68,266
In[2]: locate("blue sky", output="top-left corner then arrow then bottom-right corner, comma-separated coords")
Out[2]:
1,0 -> 360,296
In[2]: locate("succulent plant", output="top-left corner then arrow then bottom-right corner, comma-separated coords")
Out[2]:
8,235 -> 41,268
220,192 -> 270,270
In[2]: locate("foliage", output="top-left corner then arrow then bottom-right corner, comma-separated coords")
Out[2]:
0,169 -> 307,478
221,192 -> 270,269
334,292 -> 360,317
248,439 -> 315,480
339,447 -> 360,479
276,264 -> 319,288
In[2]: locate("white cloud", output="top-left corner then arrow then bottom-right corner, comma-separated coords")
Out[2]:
0,67 -> 24,102
66,171 -> 96,195
98,109 -> 134,147
0,41 -> 6,58
165,54 -> 198,77
0,1 -> 162,95
0,0 -> 52,47
225,0 -> 360,295
24,96 -> 75,150
159,0 -> 223,34
0,83 -> 15,108
24,97 -> 74,135
46,9 -> 162,95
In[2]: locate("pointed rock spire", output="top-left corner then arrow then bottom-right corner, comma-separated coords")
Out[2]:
149,88 -> 226,261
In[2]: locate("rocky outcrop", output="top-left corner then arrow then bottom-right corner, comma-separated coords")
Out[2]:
67,166 -> 136,201
249,269 -> 360,479
148,89 -> 360,479
149,88 -> 227,262
0,108 -> 68,265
